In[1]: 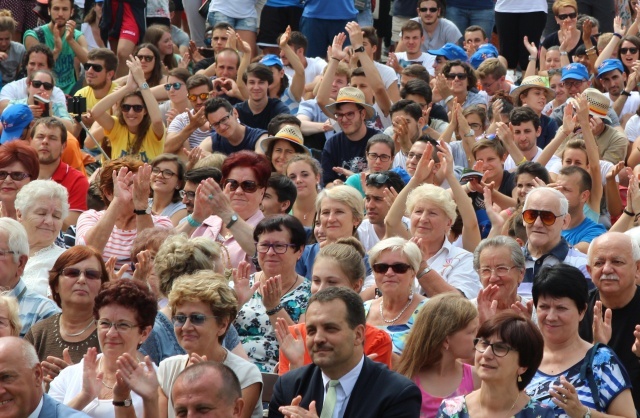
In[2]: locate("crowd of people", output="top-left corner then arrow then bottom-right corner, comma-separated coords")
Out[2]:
2,0 -> 640,417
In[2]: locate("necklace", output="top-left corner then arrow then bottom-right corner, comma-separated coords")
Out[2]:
101,379 -> 114,390
62,318 -> 95,337
508,392 -> 521,415
281,276 -> 300,295
379,297 -> 413,324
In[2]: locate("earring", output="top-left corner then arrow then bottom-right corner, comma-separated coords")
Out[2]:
517,375 -> 522,382
408,289 -> 414,301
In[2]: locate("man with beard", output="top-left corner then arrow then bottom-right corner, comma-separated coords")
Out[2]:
23,0 -> 88,94
597,58 -> 640,121
27,118 -> 89,229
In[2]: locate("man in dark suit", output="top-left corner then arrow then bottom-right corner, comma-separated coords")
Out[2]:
269,287 -> 421,418
0,337 -> 89,418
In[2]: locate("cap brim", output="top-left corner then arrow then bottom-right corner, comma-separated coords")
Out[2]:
325,100 -> 376,120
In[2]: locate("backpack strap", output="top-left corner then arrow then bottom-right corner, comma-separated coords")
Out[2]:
35,27 -> 46,45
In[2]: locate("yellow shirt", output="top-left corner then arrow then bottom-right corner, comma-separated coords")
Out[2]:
75,83 -> 119,111
104,116 -> 165,163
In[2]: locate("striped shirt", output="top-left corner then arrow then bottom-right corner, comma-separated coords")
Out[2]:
10,279 -> 60,338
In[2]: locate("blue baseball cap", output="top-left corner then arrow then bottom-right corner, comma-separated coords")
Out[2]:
427,43 -> 467,62
260,54 -> 284,68
597,59 -> 625,78
470,44 -> 499,69
561,63 -> 589,81
0,104 -> 33,144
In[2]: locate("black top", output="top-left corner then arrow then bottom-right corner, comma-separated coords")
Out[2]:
235,98 -> 290,131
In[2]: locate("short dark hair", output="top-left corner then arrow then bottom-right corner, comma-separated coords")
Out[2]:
465,25 -> 487,39
213,22 -> 232,31
243,63 -> 274,85
532,263 -> 589,314
184,167 -> 222,184
204,97 -> 234,118
93,280 -> 158,329
477,311 -> 544,390
366,133 -> 395,156
400,79 -> 432,103
509,106 -> 540,130
487,93 -> 514,120
87,48 -> 118,73
401,64 -> 431,84
559,165 -> 592,194
442,60 -> 477,91
49,0 -> 74,10
401,20 -> 423,37
390,99 -> 423,121
168,67 -> 192,84
361,26 -> 379,46
365,170 -> 405,193
267,174 -> 297,213
24,44 -> 54,71
287,31 -> 308,51
174,362 -> 242,405
307,287 -> 366,330
187,74 -> 213,91
253,214 -> 307,250
267,114 -> 301,136
31,117 -> 67,144
516,161 -> 550,185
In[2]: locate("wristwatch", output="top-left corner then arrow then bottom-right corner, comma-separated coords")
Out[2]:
583,407 -> 591,418
133,207 -> 151,215
417,266 -> 432,280
139,82 -> 150,90
621,90 -> 632,97
226,213 -> 239,229
113,399 -> 133,407
353,45 -> 365,53
463,130 -> 475,138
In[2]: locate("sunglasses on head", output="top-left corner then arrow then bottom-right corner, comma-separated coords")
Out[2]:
136,54 -> 155,62
620,47 -> 639,55
172,313 -> 217,326
557,12 -> 577,20
188,92 -> 210,101
419,7 -> 438,12
61,267 -> 102,280
522,209 -> 563,226
83,62 -> 104,72
445,72 -> 468,80
30,80 -> 53,90
121,104 -> 145,113
0,171 -> 30,181
224,179 -> 259,193
372,263 -> 413,274
164,82 -> 183,91
366,173 -> 390,186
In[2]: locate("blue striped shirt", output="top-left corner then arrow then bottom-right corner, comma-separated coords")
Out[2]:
11,279 -> 60,337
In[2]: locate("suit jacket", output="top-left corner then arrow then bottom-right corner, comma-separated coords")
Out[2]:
39,394 -> 91,418
268,357 -> 421,418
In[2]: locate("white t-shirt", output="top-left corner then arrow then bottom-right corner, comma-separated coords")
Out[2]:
625,113 -> 640,143
494,0 -> 548,13
285,56 -> 327,85
503,147 -> 562,174
374,61 -> 399,89
605,91 -> 640,120
547,159 -> 615,187
393,51 -> 436,76
358,217 -> 411,252
0,77 -> 66,106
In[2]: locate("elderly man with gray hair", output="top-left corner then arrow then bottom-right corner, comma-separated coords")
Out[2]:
578,232 -> 640,410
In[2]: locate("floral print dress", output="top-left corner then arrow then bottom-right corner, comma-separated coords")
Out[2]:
234,274 -> 311,372
437,396 -> 554,418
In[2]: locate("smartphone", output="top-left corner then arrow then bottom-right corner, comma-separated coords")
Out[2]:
34,94 -> 50,117
459,170 -> 484,185
198,47 -> 216,58
66,96 -> 87,115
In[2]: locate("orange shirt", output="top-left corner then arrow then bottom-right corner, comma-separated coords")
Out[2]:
278,322 -> 393,375
62,133 -> 87,176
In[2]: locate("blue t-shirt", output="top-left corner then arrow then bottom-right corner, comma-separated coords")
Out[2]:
562,217 -> 607,247
321,127 -> 381,185
302,0 -> 357,19
210,125 -> 266,155
235,98 -> 290,131
266,0 -> 302,7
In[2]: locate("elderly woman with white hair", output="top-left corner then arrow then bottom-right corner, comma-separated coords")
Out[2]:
15,180 -> 69,297
364,237 -> 427,362
0,292 -> 21,338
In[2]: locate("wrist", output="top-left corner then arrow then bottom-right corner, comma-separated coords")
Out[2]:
265,304 -> 283,315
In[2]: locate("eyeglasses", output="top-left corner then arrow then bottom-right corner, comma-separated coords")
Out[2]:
0,249 -> 15,259
0,171 -> 30,181
481,78 -> 499,89
445,73 -> 468,80
557,12 -> 577,20
211,111 -> 232,129
478,265 -> 520,279
547,69 -> 562,77
366,173 -> 390,186
522,209 -> 564,226
83,62 -> 104,72
419,7 -> 438,12
620,47 -> 639,55
255,242 -> 297,254
121,104 -> 145,113
407,152 -> 423,161
164,82 -> 183,91
469,123 -> 483,130
136,54 -> 155,62
172,313 -> 217,327
366,152 -> 392,162
179,190 -> 196,200
562,80 -> 584,89
334,110 -> 360,121
224,179 -> 259,193
30,80 -> 54,90
61,267 -> 102,281
188,92 -> 210,101
151,167 -> 176,178
474,338 -> 515,357
97,320 -> 139,333
372,263 -> 413,274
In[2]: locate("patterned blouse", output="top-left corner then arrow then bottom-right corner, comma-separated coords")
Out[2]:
437,396 -> 554,418
363,298 -> 428,355
234,275 -> 311,372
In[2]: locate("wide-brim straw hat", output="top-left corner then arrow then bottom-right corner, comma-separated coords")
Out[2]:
260,125 -> 310,155
511,76 -> 555,105
325,87 -> 376,120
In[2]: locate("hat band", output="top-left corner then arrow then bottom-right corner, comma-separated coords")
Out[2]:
590,106 -> 608,117
276,134 -> 303,145
336,96 -> 365,105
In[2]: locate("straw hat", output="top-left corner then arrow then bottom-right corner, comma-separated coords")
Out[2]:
260,125 -> 310,155
511,76 -> 555,105
325,87 -> 376,120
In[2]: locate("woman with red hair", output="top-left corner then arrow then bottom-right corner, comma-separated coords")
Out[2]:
0,140 -> 39,218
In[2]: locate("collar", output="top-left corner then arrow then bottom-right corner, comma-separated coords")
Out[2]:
9,279 -> 27,301
321,355 -> 365,399
27,395 -> 44,418
50,160 -> 67,181
524,236 -> 569,262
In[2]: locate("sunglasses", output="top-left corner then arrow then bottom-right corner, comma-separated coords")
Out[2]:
620,47 -> 639,55
224,179 -> 259,193
61,267 -> 102,280
522,209 -> 563,226
445,73 -> 468,80
30,80 -> 54,90
366,173 -> 390,186
83,62 -> 104,72
372,262 -> 413,274
419,7 -> 438,12
121,104 -> 145,113
136,54 -> 155,62
172,313 -> 217,326
164,82 -> 183,91
188,92 -> 210,101
0,171 -> 30,181
557,12 -> 577,20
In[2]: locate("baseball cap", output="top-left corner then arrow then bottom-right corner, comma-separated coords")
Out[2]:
260,54 -> 284,68
427,43 -> 467,62
0,104 -> 33,144
597,59 -> 624,78
561,63 -> 589,81
470,44 -> 499,69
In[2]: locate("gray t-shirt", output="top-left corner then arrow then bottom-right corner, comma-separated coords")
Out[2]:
409,17 -> 462,51
0,42 -> 25,85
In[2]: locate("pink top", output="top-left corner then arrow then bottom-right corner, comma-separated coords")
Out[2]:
415,362 -> 475,418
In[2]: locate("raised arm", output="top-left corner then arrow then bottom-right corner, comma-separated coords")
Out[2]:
279,26 -> 305,102
595,17 -> 626,69
537,102 -> 575,167
576,94 -> 603,211
234,33 -> 253,100
317,34 -> 348,118
523,36 -> 539,79
496,122 -> 525,169
92,73 -> 138,132
128,56 -> 165,139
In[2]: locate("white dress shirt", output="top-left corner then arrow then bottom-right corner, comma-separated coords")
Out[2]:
321,355 -> 365,418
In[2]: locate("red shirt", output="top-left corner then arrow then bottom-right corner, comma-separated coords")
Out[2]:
51,161 -> 89,211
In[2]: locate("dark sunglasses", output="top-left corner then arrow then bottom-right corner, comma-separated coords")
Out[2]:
620,47 -> 639,55
61,267 -> 102,280
372,263 -> 413,274
136,54 -> 155,62
83,62 -> 104,72
121,104 -> 145,113
419,7 -> 438,12
188,92 -> 210,101
366,173 -> 390,186
164,82 -> 183,91
522,209 -> 563,226
0,171 -> 30,181
224,179 -> 259,193
30,80 -> 54,90
445,72 -> 468,80
557,12 -> 577,20
172,313 -> 217,326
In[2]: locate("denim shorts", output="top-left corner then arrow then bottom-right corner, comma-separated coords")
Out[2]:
207,11 -> 258,32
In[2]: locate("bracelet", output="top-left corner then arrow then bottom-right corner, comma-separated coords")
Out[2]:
417,266 -> 432,280
624,208 -> 636,217
586,51 -> 597,56
585,46 -> 596,52
517,156 -> 528,165
265,304 -> 283,316
560,51 -> 568,56
444,95 -> 454,103
622,90 -> 632,97
528,55 -> 537,61
614,32 -> 623,39
186,214 -> 203,227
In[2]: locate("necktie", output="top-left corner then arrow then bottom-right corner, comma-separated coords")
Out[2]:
320,380 -> 340,418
